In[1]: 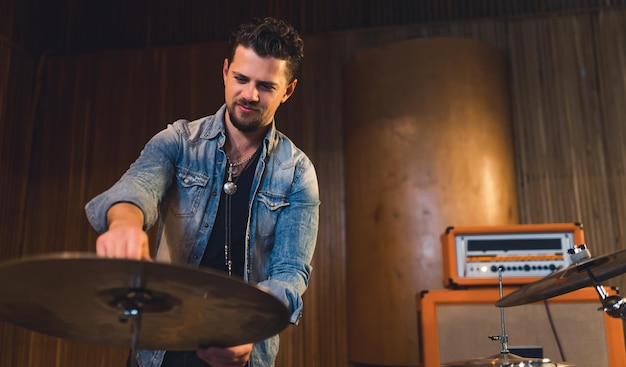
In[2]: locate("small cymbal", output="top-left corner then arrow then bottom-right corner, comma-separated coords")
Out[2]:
496,248 -> 626,307
441,352 -> 573,366
0,252 -> 290,350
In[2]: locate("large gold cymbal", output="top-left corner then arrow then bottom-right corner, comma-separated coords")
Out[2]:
0,252 -> 290,350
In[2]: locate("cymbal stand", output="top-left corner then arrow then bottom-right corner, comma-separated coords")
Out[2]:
569,245 -> 626,319
112,267 -> 151,367
116,289 -> 151,367
489,267 -> 510,355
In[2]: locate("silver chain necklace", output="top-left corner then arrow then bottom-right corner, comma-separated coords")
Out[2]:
223,152 -> 256,195
224,191 -> 234,276
223,149 -> 257,276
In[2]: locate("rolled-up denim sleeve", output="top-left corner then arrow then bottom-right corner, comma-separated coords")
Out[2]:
85,124 -> 180,233
257,158 -> 320,324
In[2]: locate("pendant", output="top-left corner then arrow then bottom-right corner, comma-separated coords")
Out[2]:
223,181 -> 237,195
223,163 -> 237,195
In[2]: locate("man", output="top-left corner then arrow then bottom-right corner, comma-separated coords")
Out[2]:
85,17 -> 320,367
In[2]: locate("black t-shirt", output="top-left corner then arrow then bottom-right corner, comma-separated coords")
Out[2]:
200,151 -> 260,277
159,152 -> 260,367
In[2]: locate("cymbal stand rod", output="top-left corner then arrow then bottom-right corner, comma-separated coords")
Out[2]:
494,267 -> 509,353
122,302 -> 142,367
117,288 -> 149,367
593,279 -> 610,300
132,310 -> 141,367
498,269 -> 509,353
126,269 -> 145,367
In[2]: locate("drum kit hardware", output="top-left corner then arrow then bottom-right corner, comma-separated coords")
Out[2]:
495,245 -> 626,316
442,244 -> 626,367
0,252 -> 290,367
1,245 -> 626,367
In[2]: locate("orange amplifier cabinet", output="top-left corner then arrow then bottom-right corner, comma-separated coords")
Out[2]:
417,287 -> 626,367
442,223 -> 585,288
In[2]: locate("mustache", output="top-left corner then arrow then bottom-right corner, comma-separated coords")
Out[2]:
236,99 -> 259,110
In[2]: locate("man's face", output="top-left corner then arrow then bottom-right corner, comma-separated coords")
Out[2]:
223,46 -> 297,132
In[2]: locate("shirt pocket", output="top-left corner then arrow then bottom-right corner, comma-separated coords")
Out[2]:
170,167 -> 209,217
255,191 -> 290,240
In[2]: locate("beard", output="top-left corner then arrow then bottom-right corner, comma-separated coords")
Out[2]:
226,100 -> 263,133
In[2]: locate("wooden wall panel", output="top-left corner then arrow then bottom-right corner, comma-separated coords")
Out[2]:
0,40 -> 36,261
508,10 -> 626,292
596,10 -> 626,258
0,4 -> 47,366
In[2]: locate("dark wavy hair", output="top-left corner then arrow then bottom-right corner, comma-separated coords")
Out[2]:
229,17 -> 304,82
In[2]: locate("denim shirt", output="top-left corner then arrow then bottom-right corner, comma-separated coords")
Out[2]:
85,104 -> 320,367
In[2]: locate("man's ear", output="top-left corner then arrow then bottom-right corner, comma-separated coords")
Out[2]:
222,58 -> 229,83
281,79 -> 298,103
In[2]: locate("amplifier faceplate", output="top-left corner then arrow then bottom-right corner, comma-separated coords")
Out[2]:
442,223 -> 584,288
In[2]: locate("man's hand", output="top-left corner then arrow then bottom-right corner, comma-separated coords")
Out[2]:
196,344 -> 253,367
96,203 -> 151,260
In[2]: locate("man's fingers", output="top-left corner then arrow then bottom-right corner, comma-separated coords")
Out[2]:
95,227 -> 150,260
196,344 -> 253,367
